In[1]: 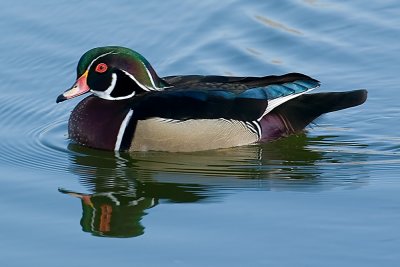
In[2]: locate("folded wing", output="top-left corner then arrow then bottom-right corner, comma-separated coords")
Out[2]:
131,73 -> 320,121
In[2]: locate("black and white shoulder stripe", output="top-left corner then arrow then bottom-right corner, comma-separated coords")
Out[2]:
114,109 -> 137,151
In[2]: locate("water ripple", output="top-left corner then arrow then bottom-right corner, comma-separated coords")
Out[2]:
254,15 -> 303,35
0,0 -> 398,187
0,94 -> 70,174
0,89 -> 398,188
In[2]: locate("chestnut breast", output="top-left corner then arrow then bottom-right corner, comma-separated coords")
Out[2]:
68,96 -> 132,150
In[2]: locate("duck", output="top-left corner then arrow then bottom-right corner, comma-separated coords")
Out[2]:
56,46 -> 367,152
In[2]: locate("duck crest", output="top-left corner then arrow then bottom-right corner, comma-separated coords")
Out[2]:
77,47 -> 168,99
78,46 -> 161,88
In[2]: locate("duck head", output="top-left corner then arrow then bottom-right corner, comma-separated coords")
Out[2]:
57,46 -> 168,103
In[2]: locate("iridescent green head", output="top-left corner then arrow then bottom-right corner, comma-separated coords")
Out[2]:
57,46 -> 168,103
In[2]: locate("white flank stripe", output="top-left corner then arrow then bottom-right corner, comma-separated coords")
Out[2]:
252,121 -> 262,137
114,109 -> 134,151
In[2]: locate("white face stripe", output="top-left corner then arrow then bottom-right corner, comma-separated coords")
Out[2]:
86,51 -> 159,90
87,51 -> 116,72
115,109 -> 134,151
91,72 -> 136,100
121,69 -> 153,92
86,51 -> 166,100
122,68 -> 167,91
104,73 -> 117,95
140,61 -> 163,91
91,72 -> 137,100
91,73 -> 118,100
141,62 -> 156,88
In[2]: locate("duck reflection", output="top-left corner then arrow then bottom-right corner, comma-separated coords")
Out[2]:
60,134 -> 368,238
59,188 -> 155,238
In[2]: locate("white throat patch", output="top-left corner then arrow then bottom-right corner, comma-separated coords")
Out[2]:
91,72 -> 136,100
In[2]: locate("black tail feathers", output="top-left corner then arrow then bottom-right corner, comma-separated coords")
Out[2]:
272,89 -> 367,133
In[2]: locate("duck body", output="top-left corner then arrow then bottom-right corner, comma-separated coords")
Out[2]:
58,46 -> 367,152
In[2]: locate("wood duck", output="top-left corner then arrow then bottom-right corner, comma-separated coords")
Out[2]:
57,46 -> 367,152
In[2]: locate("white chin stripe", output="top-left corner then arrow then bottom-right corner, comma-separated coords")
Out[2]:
92,73 -> 136,100
115,109 -> 134,151
91,73 -> 117,99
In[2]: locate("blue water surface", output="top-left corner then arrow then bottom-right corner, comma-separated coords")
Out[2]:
0,1 -> 399,266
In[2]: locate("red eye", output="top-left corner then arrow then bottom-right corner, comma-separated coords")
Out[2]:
95,63 -> 108,73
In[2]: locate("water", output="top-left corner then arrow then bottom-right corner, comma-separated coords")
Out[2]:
1,0 -> 399,266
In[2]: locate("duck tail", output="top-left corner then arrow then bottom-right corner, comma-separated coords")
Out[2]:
259,89 -> 368,141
